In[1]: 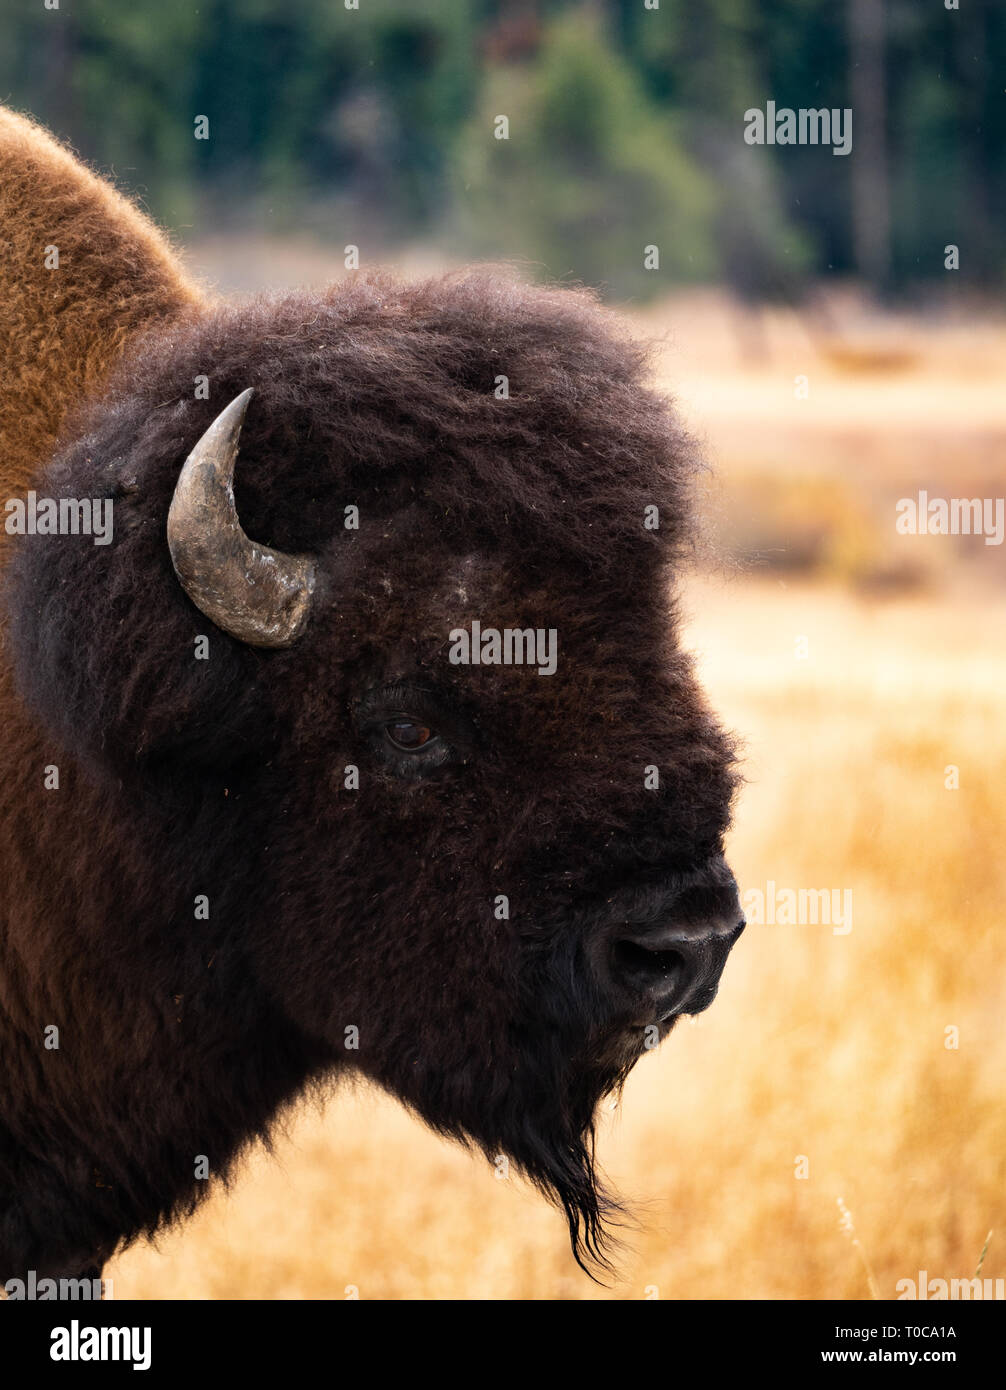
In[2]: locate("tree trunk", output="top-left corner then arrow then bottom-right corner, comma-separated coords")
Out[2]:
847,0 -> 891,291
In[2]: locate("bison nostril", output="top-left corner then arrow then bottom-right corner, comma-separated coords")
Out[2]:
613,938 -> 688,993
592,867 -> 745,1021
605,918 -> 742,1020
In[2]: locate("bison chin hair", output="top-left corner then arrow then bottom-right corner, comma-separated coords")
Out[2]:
376,972 -> 645,1278
399,1050 -> 639,1279
487,1043 -> 641,1281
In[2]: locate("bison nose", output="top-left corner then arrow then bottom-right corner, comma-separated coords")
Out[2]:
587,861 -> 745,1022
608,915 -> 745,1019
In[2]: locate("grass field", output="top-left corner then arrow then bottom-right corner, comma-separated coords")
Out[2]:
105,271 -> 1004,1299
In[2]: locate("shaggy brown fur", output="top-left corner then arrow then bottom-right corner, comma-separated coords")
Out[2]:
0,109 -> 743,1287
0,107 -> 202,513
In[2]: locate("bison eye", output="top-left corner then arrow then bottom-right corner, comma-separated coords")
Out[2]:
385,719 -> 436,751
357,682 -> 469,779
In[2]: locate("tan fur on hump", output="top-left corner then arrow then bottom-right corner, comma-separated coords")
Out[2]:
0,106 -> 204,513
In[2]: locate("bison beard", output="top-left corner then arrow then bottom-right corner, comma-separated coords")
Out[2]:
382,963 -> 638,1274
0,112 -> 743,1287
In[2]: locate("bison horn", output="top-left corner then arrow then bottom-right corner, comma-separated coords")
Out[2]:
167,389 -> 315,648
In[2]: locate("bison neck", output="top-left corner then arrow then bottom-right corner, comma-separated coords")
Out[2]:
0,676 -> 326,1281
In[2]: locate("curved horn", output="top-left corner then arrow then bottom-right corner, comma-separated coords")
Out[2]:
167,389 -> 315,648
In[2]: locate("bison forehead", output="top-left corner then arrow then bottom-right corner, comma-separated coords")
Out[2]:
305,534 -> 666,674
445,552 -> 483,607
58,272 -> 697,576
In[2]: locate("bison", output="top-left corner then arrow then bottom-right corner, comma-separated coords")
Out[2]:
0,107 -> 743,1290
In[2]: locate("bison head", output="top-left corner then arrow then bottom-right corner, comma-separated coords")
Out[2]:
8,271 -> 742,1272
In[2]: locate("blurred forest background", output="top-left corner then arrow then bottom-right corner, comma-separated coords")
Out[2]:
4,1 -> 1003,1299
3,0 -> 1004,301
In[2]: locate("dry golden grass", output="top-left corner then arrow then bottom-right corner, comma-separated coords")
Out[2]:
106,575 -> 1006,1300
640,290 -> 1006,590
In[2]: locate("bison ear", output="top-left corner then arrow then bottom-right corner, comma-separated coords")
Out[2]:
167,389 -> 316,648
4,483 -> 275,784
